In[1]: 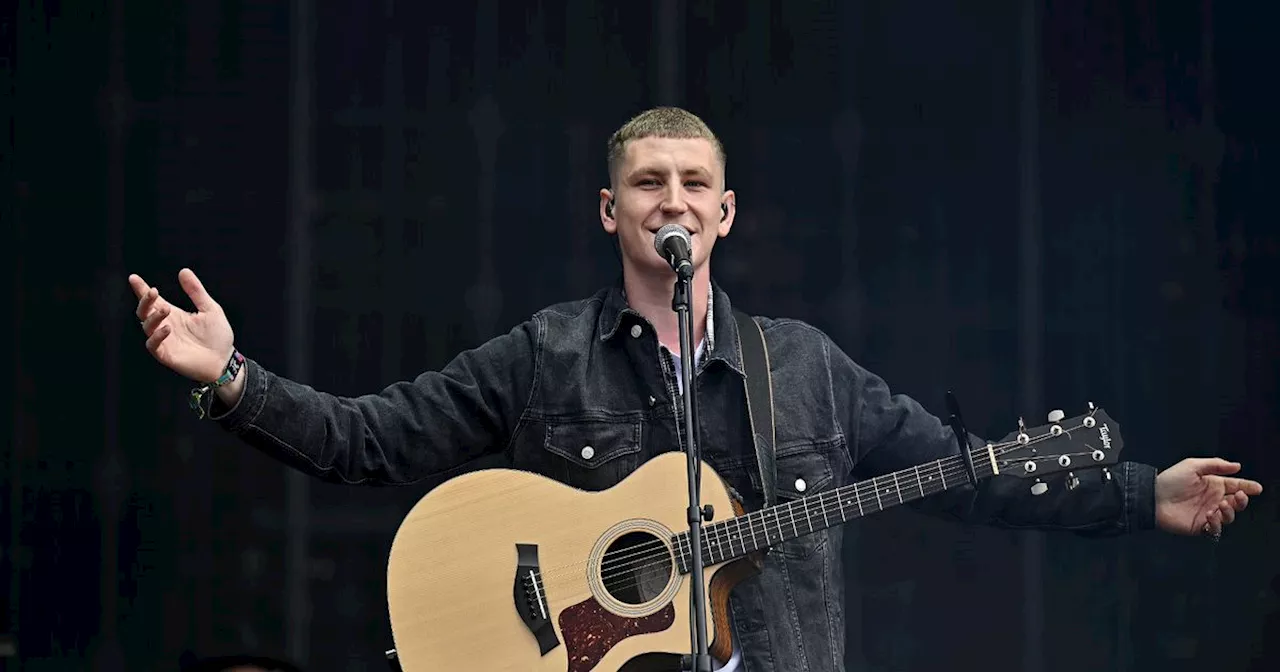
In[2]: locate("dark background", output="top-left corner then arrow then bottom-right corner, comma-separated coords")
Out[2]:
6,1 -> 1278,670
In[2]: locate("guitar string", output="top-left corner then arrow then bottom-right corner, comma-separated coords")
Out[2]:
543,447 -> 1104,607
544,428 -> 1082,587
590,449 -> 1101,598
585,446 -> 1091,594
574,430 -> 1065,581
535,426 -> 1095,591
554,441 -> 1104,604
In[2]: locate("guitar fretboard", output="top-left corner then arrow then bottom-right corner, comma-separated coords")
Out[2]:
671,446 -> 998,573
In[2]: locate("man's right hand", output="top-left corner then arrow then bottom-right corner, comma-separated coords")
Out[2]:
128,268 -> 244,404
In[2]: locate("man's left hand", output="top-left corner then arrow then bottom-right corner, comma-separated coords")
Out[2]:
1155,458 -> 1264,537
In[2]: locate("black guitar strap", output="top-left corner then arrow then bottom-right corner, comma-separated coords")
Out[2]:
733,309 -> 777,508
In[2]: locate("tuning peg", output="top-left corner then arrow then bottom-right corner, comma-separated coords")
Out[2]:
1031,480 -> 1048,496
1103,468 -> 1112,481
1018,416 -> 1027,432
1048,409 -> 1065,423
1066,472 -> 1079,490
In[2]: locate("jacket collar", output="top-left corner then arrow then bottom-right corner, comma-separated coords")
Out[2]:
597,276 -> 745,377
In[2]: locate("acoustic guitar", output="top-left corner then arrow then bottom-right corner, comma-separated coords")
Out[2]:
384,405 -> 1124,671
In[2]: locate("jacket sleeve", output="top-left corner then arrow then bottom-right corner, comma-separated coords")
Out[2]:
208,317 -> 542,487
829,337 -> 1156,536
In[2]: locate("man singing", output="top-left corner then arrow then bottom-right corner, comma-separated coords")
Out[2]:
130,107 -> 1261,672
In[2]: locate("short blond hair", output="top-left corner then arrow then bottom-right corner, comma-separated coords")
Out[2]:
606,107 -> 726,185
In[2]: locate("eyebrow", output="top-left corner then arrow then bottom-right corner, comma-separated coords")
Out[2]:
626,166 -> 714,182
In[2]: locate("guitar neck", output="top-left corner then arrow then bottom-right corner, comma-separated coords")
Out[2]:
673,445 -> 999,573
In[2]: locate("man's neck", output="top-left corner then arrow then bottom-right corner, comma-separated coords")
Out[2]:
622,266 -> 711,357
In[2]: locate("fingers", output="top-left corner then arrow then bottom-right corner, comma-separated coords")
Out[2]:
1233,490 -> 1249,509
142,304 -> 170,336
1223,477 -> 1264,496
178,268 -> 218,312
146,323 -> 171,353
1205,508 -> 1224,536
1190,457 -> 1242,476
1218,499 -> 1236,525
1205,490 -> 1252,537
135,283 -> 157,321
127,274 -> 149,300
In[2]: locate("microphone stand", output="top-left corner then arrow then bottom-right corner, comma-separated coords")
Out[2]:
672,265 -> 712,672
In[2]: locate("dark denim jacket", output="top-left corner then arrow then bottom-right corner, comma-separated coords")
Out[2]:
211,280 -> 1156,672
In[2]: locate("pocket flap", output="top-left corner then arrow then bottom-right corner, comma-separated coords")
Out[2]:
749,448 -> 834,501
544,419 -> 642,469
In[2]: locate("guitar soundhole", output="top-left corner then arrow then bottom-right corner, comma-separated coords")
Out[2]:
599,531 -> 674,606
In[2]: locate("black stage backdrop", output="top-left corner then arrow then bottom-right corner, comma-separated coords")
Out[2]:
6,1 -> 1278,670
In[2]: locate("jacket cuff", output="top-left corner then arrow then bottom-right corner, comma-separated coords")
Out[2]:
209,357 -> 268,433
1123,461 -> 1158,532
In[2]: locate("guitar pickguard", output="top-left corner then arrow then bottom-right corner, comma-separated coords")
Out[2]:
558,596 -> 674,672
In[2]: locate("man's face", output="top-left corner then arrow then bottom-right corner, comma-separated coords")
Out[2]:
600,136 -> 735,279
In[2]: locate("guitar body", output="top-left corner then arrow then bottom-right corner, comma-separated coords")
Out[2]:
384,404 -> 1124,671
386,452 -> 756,672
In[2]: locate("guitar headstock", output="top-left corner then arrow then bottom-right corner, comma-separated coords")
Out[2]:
990,404 -> 1124,494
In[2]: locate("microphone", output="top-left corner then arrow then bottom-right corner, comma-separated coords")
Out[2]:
654,223 -> 693,278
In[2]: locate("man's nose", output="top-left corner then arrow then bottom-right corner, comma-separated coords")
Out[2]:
660,186 -> 689,214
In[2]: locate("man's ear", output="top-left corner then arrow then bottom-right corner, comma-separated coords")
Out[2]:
599,188 -> 617,235
717,189 -> 736,237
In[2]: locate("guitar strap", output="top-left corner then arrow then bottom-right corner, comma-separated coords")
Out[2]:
733,309 -> 777,508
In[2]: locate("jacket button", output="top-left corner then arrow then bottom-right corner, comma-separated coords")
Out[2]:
630,324 -> 643,338
581,445 -> 595,460
794,478 -> 807,492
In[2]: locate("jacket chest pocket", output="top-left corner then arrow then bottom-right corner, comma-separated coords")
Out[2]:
543,416 -> 644,491
749,447 -> 834,559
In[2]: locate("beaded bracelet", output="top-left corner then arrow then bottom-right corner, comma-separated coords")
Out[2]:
189,348 -> 246,419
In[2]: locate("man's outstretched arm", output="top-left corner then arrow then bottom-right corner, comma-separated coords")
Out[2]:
130,269 -> 540,487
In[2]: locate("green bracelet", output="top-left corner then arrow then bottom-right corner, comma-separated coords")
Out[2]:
189,348 -> 245,419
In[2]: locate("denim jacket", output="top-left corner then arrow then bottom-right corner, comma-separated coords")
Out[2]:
211,279 -> 1156,672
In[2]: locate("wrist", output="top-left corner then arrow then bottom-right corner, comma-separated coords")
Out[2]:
213,360 -> 247,405
188,348 -> 246,418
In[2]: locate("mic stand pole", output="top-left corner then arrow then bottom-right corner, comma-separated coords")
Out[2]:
673,268 -> 711,672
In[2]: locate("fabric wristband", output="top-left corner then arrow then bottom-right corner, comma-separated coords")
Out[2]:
188,348 -> 245,419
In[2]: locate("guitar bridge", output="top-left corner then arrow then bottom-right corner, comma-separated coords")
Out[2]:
514,543 -> 559,655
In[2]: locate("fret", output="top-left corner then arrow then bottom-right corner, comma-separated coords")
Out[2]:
669,451 -> 1014,573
